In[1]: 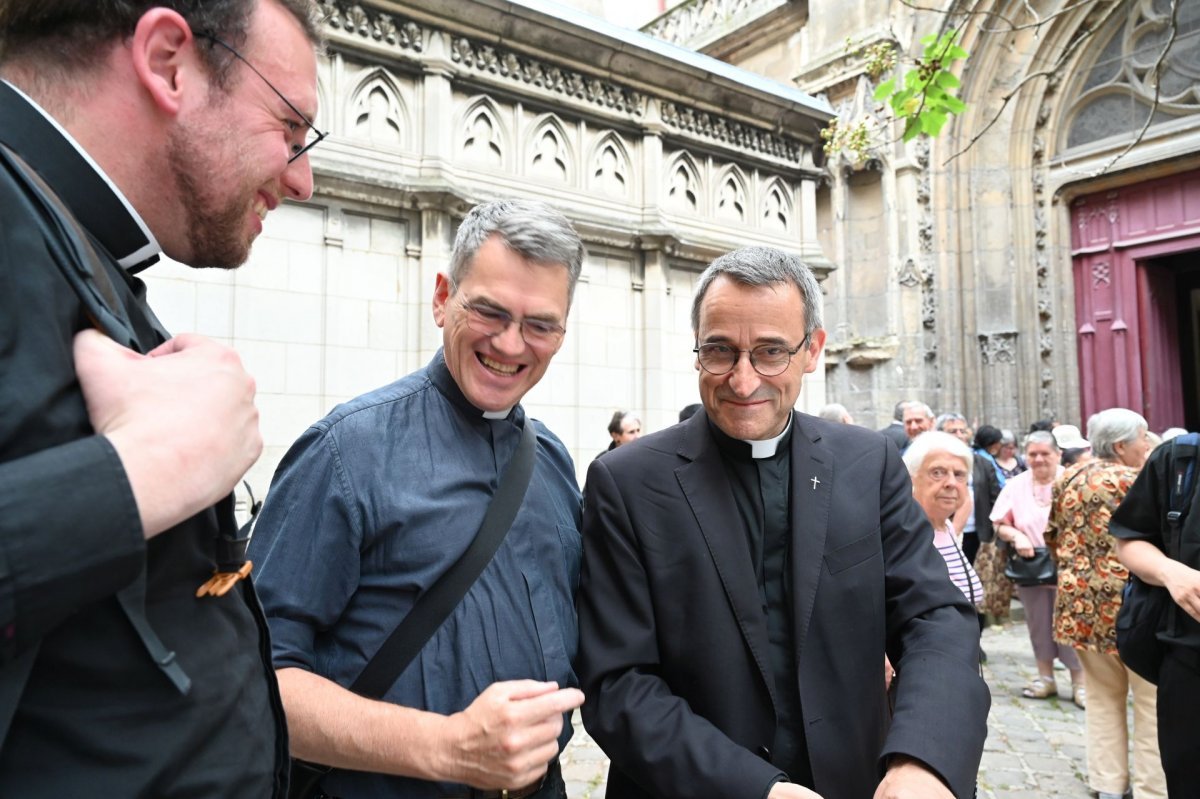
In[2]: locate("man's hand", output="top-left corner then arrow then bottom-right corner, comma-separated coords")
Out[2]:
874,756 -> 953,799
768,781 -> 823,798
74,330 -> 262,539
1163,560 -> 1200,623
438,680 -> 585,790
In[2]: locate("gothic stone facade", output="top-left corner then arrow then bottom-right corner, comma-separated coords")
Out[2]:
143,0 -> 832,493
646,0 -> 1200,431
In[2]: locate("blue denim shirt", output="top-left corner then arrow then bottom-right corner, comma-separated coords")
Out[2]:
249,352 -> 583,798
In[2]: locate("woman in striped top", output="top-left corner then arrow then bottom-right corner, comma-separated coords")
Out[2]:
903,432 -> 984,610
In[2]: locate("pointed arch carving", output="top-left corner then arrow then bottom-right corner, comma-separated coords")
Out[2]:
587,131 -> 632,200
348,69 -> 410,147
664,151 -> 701,214
525,114 -> 574,184
713,164 -> 748,223
761,178 -> 793,233
459,96 -> 508,168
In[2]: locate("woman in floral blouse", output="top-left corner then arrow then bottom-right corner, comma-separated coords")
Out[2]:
1045,408 -> 1164,799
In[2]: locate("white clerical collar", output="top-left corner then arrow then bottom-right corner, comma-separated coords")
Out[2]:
741,416 -> 793,459
482,407 -> 513,419
2,80 -> 162,270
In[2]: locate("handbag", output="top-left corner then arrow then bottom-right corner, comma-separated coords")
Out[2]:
288,420 -> 539,799
1003,546 -> 1056,587
1115,433 -> 1198,684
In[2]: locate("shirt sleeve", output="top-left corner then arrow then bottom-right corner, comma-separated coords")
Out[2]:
1110,448 -> 1170,546
989,480 -> 1016,527
248,424 -> 365,672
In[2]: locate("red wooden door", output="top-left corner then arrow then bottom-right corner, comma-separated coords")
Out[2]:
1071,169 -> 1200,428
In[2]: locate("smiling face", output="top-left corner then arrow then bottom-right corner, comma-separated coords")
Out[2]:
695,276 -> 825,441
170,0 -> 317,267
432,234 -> 570,412
912,450 -> 970,527
1025,440 -> 1061,481
903,407 -> 933,440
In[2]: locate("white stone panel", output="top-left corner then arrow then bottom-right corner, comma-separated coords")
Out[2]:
233,287 -> 323,344
323,346 -> 400,402
235,339 -> 288,395
286,343 -> 325,396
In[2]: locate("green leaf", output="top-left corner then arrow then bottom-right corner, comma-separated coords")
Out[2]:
935,71 -> 960,89
923,110 -> 948,135
902,116 -> 923,141
943,95 -> 967,114
949,45 -> 969,59
874,77 -> 896,100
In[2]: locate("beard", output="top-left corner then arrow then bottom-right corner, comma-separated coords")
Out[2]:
166,120 -> 257,269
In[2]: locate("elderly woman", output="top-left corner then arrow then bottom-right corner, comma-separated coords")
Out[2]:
991,431 -> 1085,704
903,432 -> 984,612
1044,409 -> 1164,799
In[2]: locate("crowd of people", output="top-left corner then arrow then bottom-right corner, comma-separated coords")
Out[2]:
4,3 -> 1199,799
820,398 -> 1193,798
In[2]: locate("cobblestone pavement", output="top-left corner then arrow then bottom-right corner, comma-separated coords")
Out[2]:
560,619 -> 1103,798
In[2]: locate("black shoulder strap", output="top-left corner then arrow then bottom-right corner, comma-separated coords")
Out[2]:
0,142 -> 192,697
1167,432 -> 1199,560
351,420 -> 539,698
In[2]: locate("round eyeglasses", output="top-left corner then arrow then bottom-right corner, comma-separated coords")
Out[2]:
693,337 -> 811,377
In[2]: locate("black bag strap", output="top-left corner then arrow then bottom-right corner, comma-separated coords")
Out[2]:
1166,432 -> 1199,558
351,419 -> 538,698
0,143 -> 193,699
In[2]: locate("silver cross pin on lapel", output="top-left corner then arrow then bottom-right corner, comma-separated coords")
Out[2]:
810,476 -> 820,490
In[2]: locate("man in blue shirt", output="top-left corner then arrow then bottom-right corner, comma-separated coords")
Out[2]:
249,199 -> 586,798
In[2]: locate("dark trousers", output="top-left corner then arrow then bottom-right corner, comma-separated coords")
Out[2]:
1158,648 -> 1200,796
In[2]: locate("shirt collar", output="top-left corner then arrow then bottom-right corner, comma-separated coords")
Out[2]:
0,80 -> 162,273
427,349 -> 521,424
709,414 -> 794,461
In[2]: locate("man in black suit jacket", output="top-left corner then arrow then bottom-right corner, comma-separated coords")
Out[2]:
578,247 -> 989,799
879,400 -> 911,451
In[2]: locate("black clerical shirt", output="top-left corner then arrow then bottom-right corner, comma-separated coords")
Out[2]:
710,417 -> 814,789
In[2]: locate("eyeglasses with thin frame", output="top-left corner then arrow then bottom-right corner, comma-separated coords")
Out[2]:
194,31 -> 326,163
456,295 -> 566,349
693,336 -> 811,377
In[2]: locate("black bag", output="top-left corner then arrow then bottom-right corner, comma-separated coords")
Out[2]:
1115,433 -> 1198,684
288,420 -> 538,799
1116,575 -> 1171,684
1004,546 -> 1057,587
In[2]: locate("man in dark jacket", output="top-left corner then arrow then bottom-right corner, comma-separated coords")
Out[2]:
0,2 -> 322,794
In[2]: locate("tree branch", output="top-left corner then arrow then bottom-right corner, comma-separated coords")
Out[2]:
941,0 -> 1127,166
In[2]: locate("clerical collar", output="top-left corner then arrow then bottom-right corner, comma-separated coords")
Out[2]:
0,80 -> 162,272
745,417 -> 793,458
426,349 -> 520,423
709,414 -> 794,461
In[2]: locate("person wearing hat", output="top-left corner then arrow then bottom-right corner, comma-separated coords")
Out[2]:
1054,424 -> 1093,468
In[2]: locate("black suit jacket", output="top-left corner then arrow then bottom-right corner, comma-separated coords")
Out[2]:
879,421 -> 910,452
972,455 -> 1002,543
578,410 -> 989,799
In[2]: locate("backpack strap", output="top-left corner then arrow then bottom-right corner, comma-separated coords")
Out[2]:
1164,432 -> 1199,638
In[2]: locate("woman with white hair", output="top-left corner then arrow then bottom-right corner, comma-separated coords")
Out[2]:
902,432 -> 984,614
991,431 -> 1085,704
1044,408 -> 1163,799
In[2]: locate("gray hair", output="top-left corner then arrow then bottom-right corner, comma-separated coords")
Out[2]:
999,429 -> 1017,445
449,199 -> 585,305
1087,408 -> 1148,460
690,246 -> 823,337
1025,430 -> 1059,452
935,412 -> 966,430
904,401 -> 934,420
819,403 -> 851,423
902,431 -> 974,477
